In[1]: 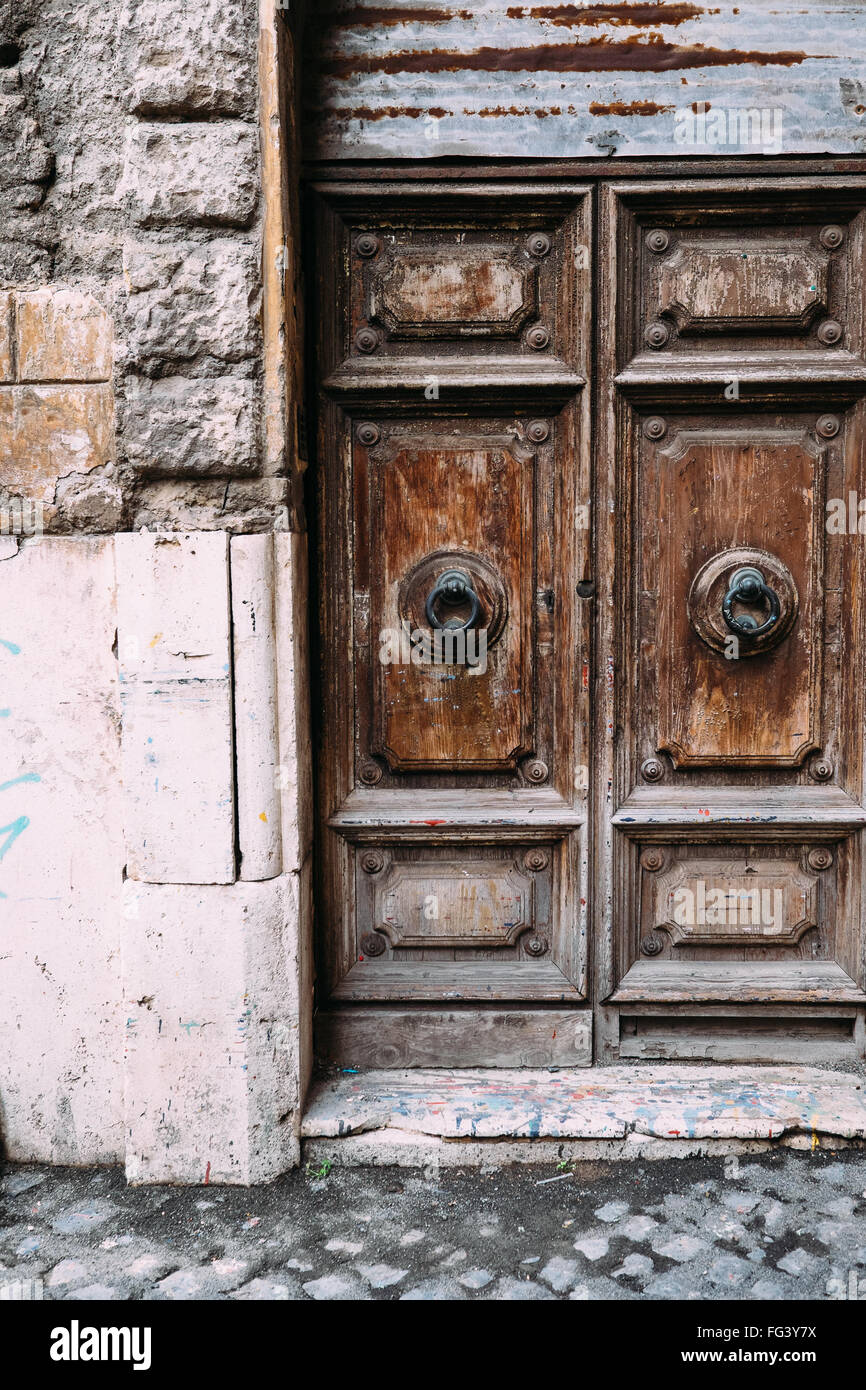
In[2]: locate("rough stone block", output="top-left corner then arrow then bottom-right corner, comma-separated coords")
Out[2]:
128,476 -> 291,533
125,0 -> 256,116
123,123 -> 258,227
123,376 -> 257,477
52,466 -> 123,533
16,287 -> 113,381
0,383 -> 115,503
0,239 -> 53,288
124,237 -> 259,365
0,84 -> 53,197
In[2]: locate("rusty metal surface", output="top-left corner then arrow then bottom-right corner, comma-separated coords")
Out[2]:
302,0 -> 866,160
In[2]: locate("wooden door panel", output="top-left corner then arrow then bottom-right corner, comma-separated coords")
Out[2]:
356,842 -> 550,956
352,410 -> 566,787
314,1008 -> 593,1069
631,401 -> 863,788
374,856 -> 536,951
312,183 -> 589,381
647,414 -> 826,767
364,237 -> 540,340
637,841 -> 834,961
343,211 -> 583,369
614,183 -> 866,367
340,830 -> 583,1001
645,229 -> 836,345
362,421 -> 534,771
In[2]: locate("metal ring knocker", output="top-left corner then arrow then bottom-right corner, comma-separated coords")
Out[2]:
722,566 -> 781,638
425,568 -> 481,632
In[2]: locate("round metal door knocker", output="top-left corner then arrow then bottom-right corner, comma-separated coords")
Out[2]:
687,547 -> 798,657
425,569 -> 482,633
399,549 -> 508,648
721,566 -> 781,638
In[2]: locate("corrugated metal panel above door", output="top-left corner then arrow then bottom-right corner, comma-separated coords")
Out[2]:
301,0 -> 866,161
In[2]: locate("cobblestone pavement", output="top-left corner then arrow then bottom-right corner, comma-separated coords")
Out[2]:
2,1150 -> 866,1301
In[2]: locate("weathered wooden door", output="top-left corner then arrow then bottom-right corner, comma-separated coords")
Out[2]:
309,171 -> 866,1068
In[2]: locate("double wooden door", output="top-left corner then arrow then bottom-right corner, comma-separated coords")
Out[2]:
309,170 -> 866,1068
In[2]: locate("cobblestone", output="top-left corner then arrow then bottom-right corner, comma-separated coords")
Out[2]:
2,1150 -> 866,1301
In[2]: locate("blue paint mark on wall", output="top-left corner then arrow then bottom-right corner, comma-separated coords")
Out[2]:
0,772 -> 41,793
0,641 -> 41,900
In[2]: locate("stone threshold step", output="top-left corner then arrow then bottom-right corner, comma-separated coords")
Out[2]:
301,1065 -> 866,1156
301,1130 -> 865,1168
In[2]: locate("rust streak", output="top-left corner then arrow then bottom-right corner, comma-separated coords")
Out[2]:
589,99 -> 675,114
472,105 -> 535,116
505,3 -> 712,25
343,105 -> 439,120
320,39 -> 812,78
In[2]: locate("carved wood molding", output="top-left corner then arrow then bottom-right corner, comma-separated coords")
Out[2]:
374,858 -> 535,949
651,855 -> 819,946
367,240 -> 540,340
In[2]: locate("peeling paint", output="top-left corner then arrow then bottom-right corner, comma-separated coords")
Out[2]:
303,1066 -> 866,1144
589,98 -> 675,114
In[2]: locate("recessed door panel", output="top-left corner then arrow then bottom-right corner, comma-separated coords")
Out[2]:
360,422 -> 534,771
650,233 -> 832,337
638,842 -> 832,958
367,239 -> 539,340
356,842 -> 551,955
341,210 -> 585,369
647,415 -> 826,766
620,188 -> 866,363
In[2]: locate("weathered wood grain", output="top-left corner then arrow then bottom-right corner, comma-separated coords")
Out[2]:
330,787 -> 585,834
654,419 -> 824,766
369,428 -> 533,770
613,786 -> 866,834
618,1006 -> 862,1063
331,960 -> 581,1002
610,960 -> 866,1004
316,1006 -> 592,1068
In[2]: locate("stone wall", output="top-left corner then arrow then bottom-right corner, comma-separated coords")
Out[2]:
0,0 -> 300,534
0,1 -> 312,1182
